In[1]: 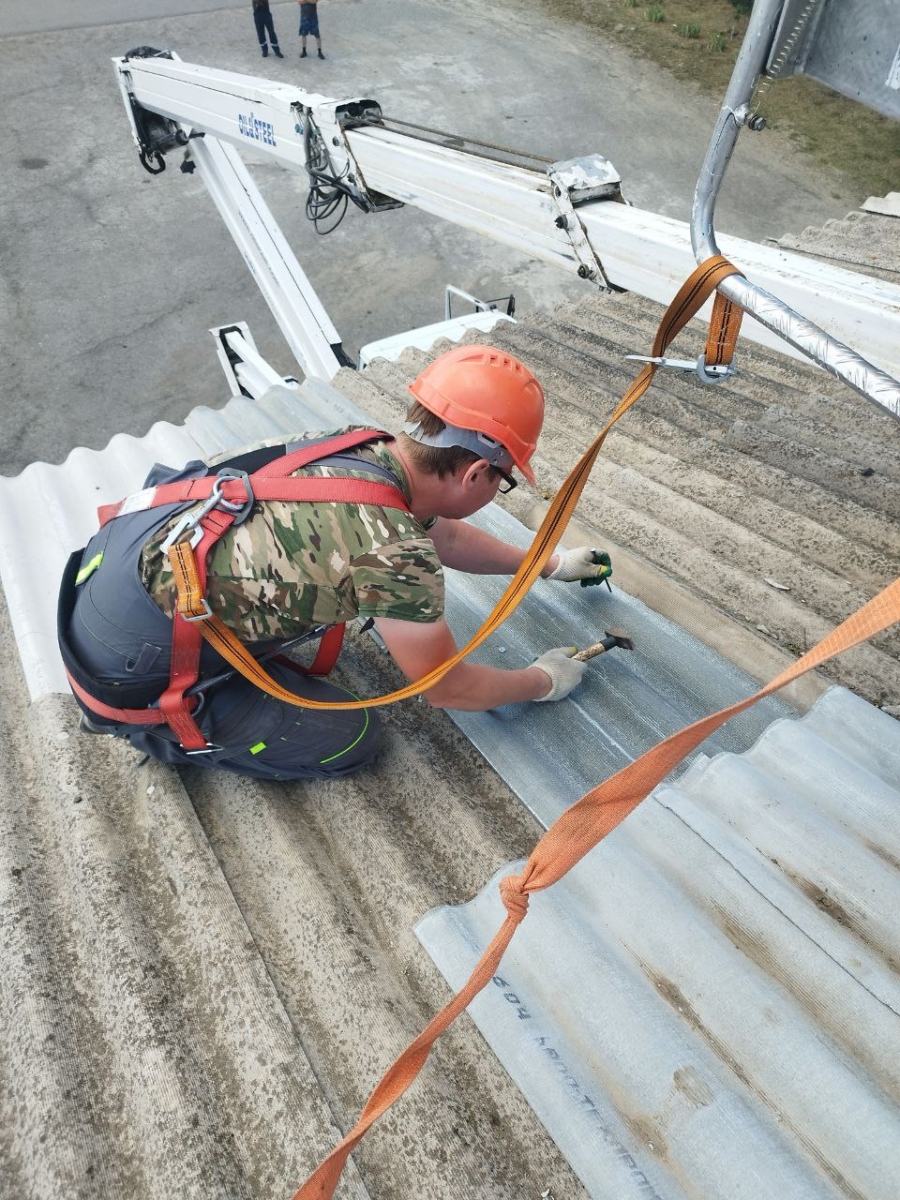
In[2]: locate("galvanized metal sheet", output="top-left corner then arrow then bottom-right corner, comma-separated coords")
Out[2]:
417,687 -> 900,1199
770,0 -> 900,120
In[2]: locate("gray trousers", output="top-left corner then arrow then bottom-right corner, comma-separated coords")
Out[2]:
63,493 -> 381,781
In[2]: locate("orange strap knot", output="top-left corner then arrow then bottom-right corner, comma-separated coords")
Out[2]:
499,875 -> 529,923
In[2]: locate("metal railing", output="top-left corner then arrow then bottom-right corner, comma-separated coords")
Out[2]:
690,0 -> 900,418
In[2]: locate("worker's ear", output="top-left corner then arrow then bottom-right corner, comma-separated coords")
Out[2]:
459,457 -> 491,490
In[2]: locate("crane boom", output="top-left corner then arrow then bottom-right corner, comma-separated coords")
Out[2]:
113,47 -> 900,412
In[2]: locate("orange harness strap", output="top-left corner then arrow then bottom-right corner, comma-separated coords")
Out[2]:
171,256 -> 744,710
704,289 -> 743,368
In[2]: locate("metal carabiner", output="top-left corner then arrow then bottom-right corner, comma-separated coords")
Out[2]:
160,469 -> 256,553
160,477 -> 229,553
625,352 -> 737,385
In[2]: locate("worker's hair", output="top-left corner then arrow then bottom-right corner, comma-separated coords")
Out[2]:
400,401 -> 500,480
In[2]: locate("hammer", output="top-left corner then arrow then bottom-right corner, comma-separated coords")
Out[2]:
573,627 -> 635,661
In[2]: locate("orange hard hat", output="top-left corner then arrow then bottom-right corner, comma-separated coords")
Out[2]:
407,345 -> 544,485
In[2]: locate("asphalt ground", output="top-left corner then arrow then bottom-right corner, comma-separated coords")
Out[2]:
0,0 -> 862,473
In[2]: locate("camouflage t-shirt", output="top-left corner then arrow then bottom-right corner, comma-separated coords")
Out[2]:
140,429 -> 444,641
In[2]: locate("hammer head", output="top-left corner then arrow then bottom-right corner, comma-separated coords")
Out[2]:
605,626 -> 635,652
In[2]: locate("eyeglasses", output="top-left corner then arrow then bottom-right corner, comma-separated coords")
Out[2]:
493,467 -> 518,494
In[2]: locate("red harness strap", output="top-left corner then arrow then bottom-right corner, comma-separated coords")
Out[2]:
307,624 -> 345,675
159,506 -> 236,749
85,429 -> 409,750
97,429 -> 397,526
66,671 -> 190,727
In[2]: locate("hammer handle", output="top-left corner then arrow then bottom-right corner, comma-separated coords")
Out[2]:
573,640 -> 612,662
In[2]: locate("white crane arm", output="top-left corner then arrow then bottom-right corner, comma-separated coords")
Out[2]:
113,49 -> 900,407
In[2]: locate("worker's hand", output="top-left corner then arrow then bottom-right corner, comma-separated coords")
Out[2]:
532,647 -> 588,702
548,547 -> 612,587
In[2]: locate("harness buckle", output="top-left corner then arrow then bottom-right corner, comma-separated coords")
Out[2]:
180,599 -> 214,623
214,468 -> 255,526
160,470 -> 255,554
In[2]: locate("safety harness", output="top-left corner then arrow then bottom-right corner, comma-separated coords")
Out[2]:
64,429 -> 409,751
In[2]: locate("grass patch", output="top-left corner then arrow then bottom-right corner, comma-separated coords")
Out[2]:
539,0 -> 900,198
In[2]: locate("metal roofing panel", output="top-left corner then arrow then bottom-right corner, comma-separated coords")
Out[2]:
439,520 -> 794,813
417,686 -> 900,1199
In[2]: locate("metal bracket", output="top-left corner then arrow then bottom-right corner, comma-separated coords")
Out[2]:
445,285 -> 515,320
210,324 -> 304,399
301,98 -> 404,214
548,166 -> 614,290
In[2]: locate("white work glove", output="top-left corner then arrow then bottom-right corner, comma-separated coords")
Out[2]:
548,547 -> 612,586
532,647 -> 588,703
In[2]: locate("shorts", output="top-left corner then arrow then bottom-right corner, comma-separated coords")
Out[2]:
299,5 -> 320,37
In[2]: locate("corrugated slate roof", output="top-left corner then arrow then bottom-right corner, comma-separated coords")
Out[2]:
2,205 -> 899,1198
772,205 -> 900,285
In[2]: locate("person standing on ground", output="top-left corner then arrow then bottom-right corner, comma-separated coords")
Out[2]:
252,0 -> 284,57
298,0 -> 324,59
58,346 -> 614,781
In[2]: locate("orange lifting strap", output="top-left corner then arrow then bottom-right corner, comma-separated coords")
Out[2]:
282,261 -> 899,1199
705,289 -> 743,368
292,576 -> 900,1200
170,256 -> 744,709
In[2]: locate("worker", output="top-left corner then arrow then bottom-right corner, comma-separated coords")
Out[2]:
57,346 -> 613,781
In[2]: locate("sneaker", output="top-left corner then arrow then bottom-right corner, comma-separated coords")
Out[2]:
273,46 -> 284,58
300,47 -> 307,57
261,44 -> 269,57
318,49 -> 325,59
